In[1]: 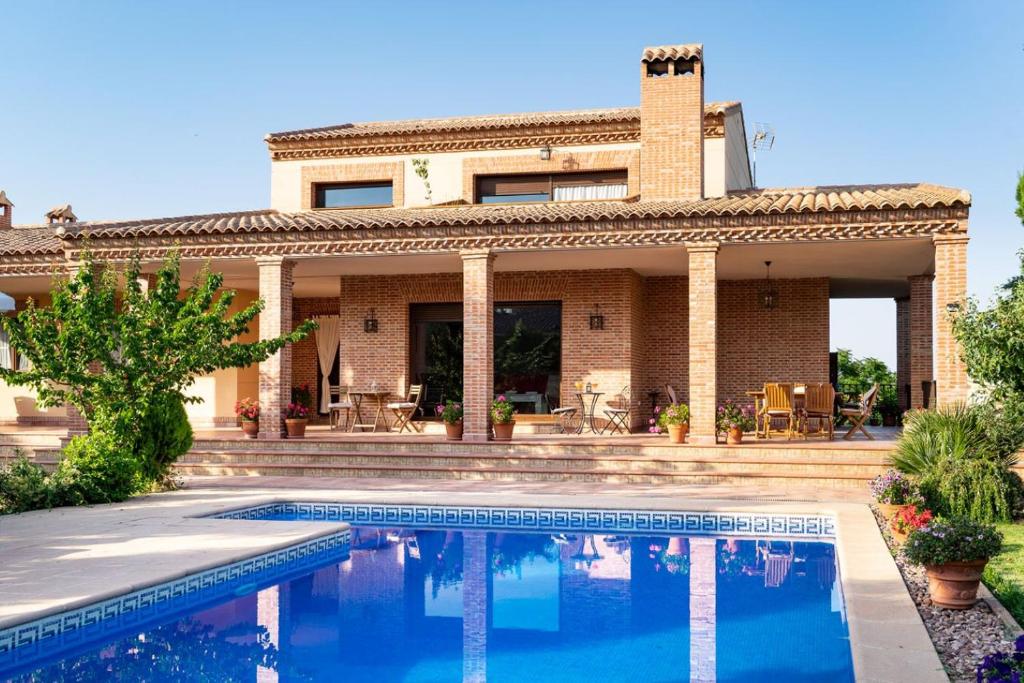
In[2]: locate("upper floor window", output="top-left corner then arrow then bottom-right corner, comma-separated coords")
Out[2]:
314,181 -> 393,209
475,171 -> 628,204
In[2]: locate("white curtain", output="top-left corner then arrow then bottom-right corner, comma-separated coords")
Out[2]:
552,183 -> 628,201
0,329 -> 10,370
314,316 -> 340,413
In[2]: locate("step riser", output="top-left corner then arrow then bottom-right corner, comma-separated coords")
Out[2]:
175,464 -> 869,489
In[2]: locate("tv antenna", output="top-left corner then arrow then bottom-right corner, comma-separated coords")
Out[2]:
750,122 -> 775,188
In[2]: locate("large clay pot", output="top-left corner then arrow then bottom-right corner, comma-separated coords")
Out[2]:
925,560 -> 988,609
493,421 -> 515,441
890,526 -> 909,545
445,421 -> 464,441
241,419 -> 259,439
877,503 -> 903,521
727,427 -> 744,445
285,418 -> 307,439
667,423 -> 688,444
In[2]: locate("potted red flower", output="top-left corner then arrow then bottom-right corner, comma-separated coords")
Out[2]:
903,517 -> 1003,609
491,395 -> 516,441
235,397 -> 260,439
889,505 -> 932,545
285,402 -> 309,438
437,401 -> 464,441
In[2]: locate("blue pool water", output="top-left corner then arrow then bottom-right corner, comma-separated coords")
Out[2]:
1,514 -> 853,682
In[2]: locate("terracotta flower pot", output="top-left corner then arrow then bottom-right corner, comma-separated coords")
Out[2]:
877,503 -> 903,521
667,423 -> 688,444
889,526 -> 909,545
285,418 -> 307,439
493,421 -> 515,441
241,419 -> 259,439
726,427 -> 744,445
445,421 -> 464,441
925,559 -> 988,609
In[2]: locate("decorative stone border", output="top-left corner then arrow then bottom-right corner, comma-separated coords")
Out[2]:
0,530 -> 349,670
210,501 -> 837,538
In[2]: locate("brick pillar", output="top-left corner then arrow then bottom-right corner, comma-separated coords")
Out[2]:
934,234 -> 970,406
462,531 -> 489,683
461,249 -> 494,442
908,274 -> 934,409
256,585 -> 280,683
257,256 -> 295,439
895,296 -> 910,411
688,242 -> 719,443
689,537 -> 717,683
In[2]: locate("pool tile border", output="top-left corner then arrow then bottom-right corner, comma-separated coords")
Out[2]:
211,501 -> 837,538
0,529 -> 349,668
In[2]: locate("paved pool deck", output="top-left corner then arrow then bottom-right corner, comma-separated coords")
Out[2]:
0,479 -> 944,682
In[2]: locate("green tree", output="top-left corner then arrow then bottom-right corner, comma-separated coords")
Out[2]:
835,348 -> 898,415
1016,171 -> 1023,226
0,251 -> 315,477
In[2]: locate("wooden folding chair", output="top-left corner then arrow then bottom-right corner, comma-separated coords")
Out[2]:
664,384 -> 679,405
841,384 -> 879,440
762,383 -> 797,439
387,384 -> 425,433
802,382 -> 835,440
327,385 -> 353,431
602,386 -> 631,435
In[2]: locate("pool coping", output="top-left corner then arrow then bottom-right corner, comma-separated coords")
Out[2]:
0,487 -> 945,682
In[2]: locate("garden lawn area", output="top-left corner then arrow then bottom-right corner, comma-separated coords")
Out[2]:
984,522 -> 1024,627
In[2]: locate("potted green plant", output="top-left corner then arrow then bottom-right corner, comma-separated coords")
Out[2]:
716,400 -> 755,444
869,469 -> 921,520
491,395 -> 516,441
654,403 -> 690,444
437,401 -> 464,441
285,401 -> 309,438
903,517 -> 1003,609
235,397 -> 259,439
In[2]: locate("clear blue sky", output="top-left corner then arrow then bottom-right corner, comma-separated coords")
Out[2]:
2,1 -> 1022,367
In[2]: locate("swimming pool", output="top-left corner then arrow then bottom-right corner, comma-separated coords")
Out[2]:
1,503 -> 853,682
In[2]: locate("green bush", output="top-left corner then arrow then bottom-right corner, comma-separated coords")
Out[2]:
919,456 -> 1024,523
0,455 -> 53,514
55,432 -> 144,505
135,393 -> 193,484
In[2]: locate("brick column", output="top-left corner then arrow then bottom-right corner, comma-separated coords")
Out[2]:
895,296 -> 910,411
257,256 -> 295,439
462,531 -> 489,683
689,537 -> 717,683
461,249 -> 494,442
908,274 -> 934,409
256,585 -> 280,683
687,242 -> 719,443
934,234 -> 970,406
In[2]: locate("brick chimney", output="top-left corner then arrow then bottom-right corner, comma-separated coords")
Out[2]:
639,43 -> 704,201
0,191 -> 12,230
45,204 -> 78,224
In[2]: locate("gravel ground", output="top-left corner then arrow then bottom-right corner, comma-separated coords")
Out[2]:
872,506 -> 1016,682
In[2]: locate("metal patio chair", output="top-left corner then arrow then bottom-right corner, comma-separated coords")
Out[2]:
602,386 -> 631,435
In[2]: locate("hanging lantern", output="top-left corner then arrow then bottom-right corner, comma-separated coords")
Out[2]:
760,261 -> 778,310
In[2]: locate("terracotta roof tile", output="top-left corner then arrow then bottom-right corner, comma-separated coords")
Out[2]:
641,44 -> 703,62
42,183 -> 967,242
265,102 -> 738,143
0,227 -> 63,256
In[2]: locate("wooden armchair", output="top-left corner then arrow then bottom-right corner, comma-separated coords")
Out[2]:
840,384 -> 879,440
387,384 -> 425,433
762,383 -> 797,439
802,383 -> 836,440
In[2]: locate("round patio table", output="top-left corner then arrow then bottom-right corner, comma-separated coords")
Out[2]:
349,390 -> 392,432
574,391 -> 604,434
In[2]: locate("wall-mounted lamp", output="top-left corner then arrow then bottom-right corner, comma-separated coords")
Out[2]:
589,304 -> 605,331
539,144 -> 552,161
760,260 -> 779,310
363,308 -> 379,333
946,302 -> 962,313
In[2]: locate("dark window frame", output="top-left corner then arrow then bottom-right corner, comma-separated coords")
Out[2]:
474,170 -> 628,205
313,181 -> 394,209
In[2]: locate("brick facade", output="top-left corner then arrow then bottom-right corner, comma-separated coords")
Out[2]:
934,234 -> 970,405
257,257 -> 294,439
461,250 -> 494,441
300,162 -> 405,209
640,53 -> 704,200
687,244 -> 718,442
908,274 -> 934,409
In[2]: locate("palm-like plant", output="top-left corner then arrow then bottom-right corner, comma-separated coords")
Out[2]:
890,404 -> 998,475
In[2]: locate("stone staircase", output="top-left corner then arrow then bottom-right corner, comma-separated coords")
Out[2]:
0,432 -> 65,470
176,438 -> 893,490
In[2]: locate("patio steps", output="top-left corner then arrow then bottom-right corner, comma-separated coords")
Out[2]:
176,440 -> 893,490
0,432 -> 64,468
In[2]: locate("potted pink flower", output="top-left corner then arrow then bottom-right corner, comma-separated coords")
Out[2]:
285,402 -> 309,439
903,517 -> 1002,609
437,401 -> 464,441
654,403 -> 690,444
716,401 -> 755,444
491,395 -> 516,441
235,397 -> 260,439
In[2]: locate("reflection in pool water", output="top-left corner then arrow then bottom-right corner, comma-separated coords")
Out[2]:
5,528 -> 853,682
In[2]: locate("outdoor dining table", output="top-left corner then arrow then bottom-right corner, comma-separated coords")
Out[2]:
574,391 -> 604,434
746,385 -> 806,438
349,390 -> 392,432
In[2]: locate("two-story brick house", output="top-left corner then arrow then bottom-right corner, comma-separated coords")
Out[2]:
0,43 -> 970,443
